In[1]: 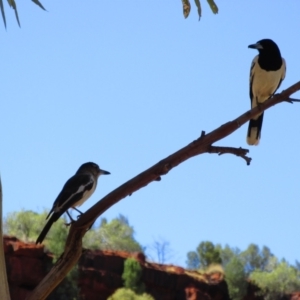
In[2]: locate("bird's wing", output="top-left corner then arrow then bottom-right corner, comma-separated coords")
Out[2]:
249,56 -> 258,103
51,174 -> 94,215
38,174 -> 94,244
274,57 -> 286,93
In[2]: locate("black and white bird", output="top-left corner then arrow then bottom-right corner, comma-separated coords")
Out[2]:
247,39 -> 286,145
36,162 -> 110,244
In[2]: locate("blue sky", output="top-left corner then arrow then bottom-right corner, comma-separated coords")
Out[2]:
1,1 -> 300,267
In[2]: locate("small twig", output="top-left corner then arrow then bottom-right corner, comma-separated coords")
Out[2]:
287,98 -> 300,103
208,145 -> 251,165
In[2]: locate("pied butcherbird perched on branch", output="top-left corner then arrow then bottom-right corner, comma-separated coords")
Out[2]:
36,162 -> 110,244
247,39 -> 286,145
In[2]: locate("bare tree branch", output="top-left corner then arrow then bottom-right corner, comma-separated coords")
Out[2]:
26,81 -> 300,300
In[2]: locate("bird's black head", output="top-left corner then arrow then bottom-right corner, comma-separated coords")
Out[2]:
248,39 -> 281,54
77,162 -> 110,177
248,39 -> 283,71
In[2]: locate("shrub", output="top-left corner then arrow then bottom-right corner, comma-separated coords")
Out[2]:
224,257 -> 248,300
250,261 -> 300,300
108,288 -> 154,300
122,258 -> 145,294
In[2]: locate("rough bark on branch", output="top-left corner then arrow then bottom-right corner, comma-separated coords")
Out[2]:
26,81 -> 300,300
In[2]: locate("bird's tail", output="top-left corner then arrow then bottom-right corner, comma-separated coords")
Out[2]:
247,113 -> 264,146
36,213 -> 59,244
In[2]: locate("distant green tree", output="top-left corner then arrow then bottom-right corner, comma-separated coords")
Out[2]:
218,245 -> 240,267
186,251 -> 200,269
250,261 -> 300,300
4,210 -> 45,242
4,209 -> 70,259
295,260 -> 300,272
122,258 -> 145,295
197,241 -> 222,268
5,211 -> 142,256
187,241 -> 300,300
5,210 -> 79,298
46,217 -> 69,260
240,244 -> 273,273
186,241 -> 222,270
83,215 -> 143,252
108,288 -> 154,300
224,256 -> 248,300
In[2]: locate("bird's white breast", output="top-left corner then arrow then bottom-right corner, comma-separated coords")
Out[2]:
73,180 -> 97,207
250,56 -> 286,105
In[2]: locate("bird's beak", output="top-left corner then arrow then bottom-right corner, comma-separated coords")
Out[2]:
248,42 -> 263,50
99,169 -> 110,175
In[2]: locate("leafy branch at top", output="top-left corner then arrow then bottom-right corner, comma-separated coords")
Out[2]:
182,0 -> 218,20
0,0 -> 46,28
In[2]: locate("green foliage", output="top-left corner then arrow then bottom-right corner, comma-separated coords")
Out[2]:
186,251 -> 200,269
5,211 -> 142,257
250,261 -> 300,300
240,244 -> 273,273
83,215 -> 143,252
122,258 -> 145,295
197,241 -> 222,268
295,260 -> 300,271
218,245 -> 240,268
108,288 -> 154,300
4,209 -> 69,259
48,267 -> 80,300
187,241 -> 300,299
5,210 -> 46,242
206,0 -> 218,14
4,209 -> 78,297
46,217 -> 69,260
0,0 -> 46,28
186,241 -> 222,270
224,256 -> 248,300
181,0 -> 218,20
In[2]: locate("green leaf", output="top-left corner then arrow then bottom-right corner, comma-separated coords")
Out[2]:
0,0 -> 6,28
13,5 -> 20,26
32,0 -> 46,11
194,0 -> 201,20
207,0 -> 218,14
7,0 -> 20,27
7,0 -> 15,9
182,0 -> 191,19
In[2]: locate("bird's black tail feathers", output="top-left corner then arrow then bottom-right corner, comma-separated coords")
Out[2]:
247,113 -> 264,145
36,213 -> 60,244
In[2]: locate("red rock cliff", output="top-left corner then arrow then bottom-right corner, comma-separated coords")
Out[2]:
3,236 -> 300,300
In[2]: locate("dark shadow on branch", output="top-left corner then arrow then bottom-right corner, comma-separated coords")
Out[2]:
26,81 -> 300,300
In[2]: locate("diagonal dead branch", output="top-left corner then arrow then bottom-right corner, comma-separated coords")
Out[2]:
26,81 -> 300,300
208,145 -> 251,165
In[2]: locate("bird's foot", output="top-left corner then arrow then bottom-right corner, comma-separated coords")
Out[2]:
64,220 -> 75,227
254,102 -> 264,113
